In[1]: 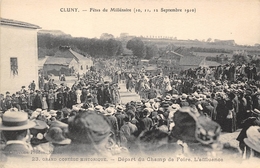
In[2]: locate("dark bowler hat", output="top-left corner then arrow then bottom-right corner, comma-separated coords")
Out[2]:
45,127 -> 71,145
67,111 -> 111,143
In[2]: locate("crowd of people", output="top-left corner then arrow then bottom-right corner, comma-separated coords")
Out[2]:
0,60 -> 260,166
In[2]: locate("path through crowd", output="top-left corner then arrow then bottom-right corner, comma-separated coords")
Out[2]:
118,82 -> 141,104
52,75 -> 140,104
103,76 -> 141,104
52,75 -> 240,149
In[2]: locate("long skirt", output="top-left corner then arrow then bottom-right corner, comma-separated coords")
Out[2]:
48,99 -> 55,110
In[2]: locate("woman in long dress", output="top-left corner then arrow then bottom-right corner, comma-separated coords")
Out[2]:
224,92 -> 237,132
48,89 -> 55,110
42,93 -> 48,110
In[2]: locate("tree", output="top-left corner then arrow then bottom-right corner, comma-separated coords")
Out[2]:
100,33 -> 114,40
126,37 -> 146,58
207,38 -> 212,42
145,44 -> 158,59
106,39 -> 120,57
251,58 -> 260,68
116,41 -> 124,56
232,53 -> 250,64
37,33 -> 123,58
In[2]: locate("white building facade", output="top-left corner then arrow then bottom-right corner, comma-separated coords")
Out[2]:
0,18 -> 41,93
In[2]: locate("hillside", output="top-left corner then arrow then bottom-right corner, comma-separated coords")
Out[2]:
38,30 -> 72,37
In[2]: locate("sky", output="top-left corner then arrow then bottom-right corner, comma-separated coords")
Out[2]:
1,0 -> 260,45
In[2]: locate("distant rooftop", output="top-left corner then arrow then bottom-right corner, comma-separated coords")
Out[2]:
0,18 -> 41,29
44,57 -> 74,66
179,56 -> 205,66
54,46 -> 90,61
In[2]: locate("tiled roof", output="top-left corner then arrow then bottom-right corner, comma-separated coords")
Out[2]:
165,51 -> 184,57
0,18 -> 41,29
69,49 -> 88,61
179,56 -> 205,66
44,57 -> 74,65
54,48 -> 89,62
38,56 -> 49,66
174,47 -> 194,56
204,60 -> 221,67
193,52 -> 233,58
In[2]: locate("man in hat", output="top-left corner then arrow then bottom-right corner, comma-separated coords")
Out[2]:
103,82 -> 112,104
11,93 -> 21,111
19,94 -> 28,111
29,80 -> 36,91
1,93 -> 9,112
208,93 -> 218,121
237,108 -> 260,158
56,89 -> 65,110
251,64 -> 257,81
178,93 -> 189,107
104,107 -> 118,144
33,90 -> 42,110
94,105 -> 104,114
30,120 -> 51,155
27,90 -> 36,110
119,115 -> 138,152
45,120 -> 71,147
115,106 -> 126,132
138,108 -> 153,134
244,126 -> 260,159
252,89 -> 260,111
83,95 -> 94,109
79,86 -> 87,103
20,86 -> 26,94
0,94 -> 4,112
147,83 -> 158,99
0,109 -> 36,159
51,111 -> 127,157
97,84 -> 105,106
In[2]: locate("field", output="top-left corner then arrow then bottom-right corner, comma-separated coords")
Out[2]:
142,38 -> 260,52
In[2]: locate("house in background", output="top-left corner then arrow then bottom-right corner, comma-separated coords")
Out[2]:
157,50 -> 184,67
204,60 -> 221,68
0,18 -> 41,93
48,46 -> 93,75
38,56 -> 49,70
43,57 -> 78,76
179,56 -> 206,70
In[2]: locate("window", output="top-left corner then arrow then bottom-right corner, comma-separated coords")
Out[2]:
10,57 -> 18,76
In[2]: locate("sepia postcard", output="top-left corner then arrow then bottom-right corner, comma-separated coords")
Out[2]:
1,0 -> 260,168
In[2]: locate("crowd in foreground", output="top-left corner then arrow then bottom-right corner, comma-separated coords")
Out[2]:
0,62 -> 260,166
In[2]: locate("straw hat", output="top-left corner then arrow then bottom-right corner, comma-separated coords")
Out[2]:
152,103 -> 159,111
171,94 -> 179,100
164,95 -> 172,101
49,110 -> 57,117
104,107 -> 115,116
0,110 -> 36,131
42,110 -> 51,119
252,109 -> 260,115
95,105 -> 104,112
180,94 -> 188,101
171,104 -> 180,110
244,126 -> 260,153
116,106 -> 124,112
